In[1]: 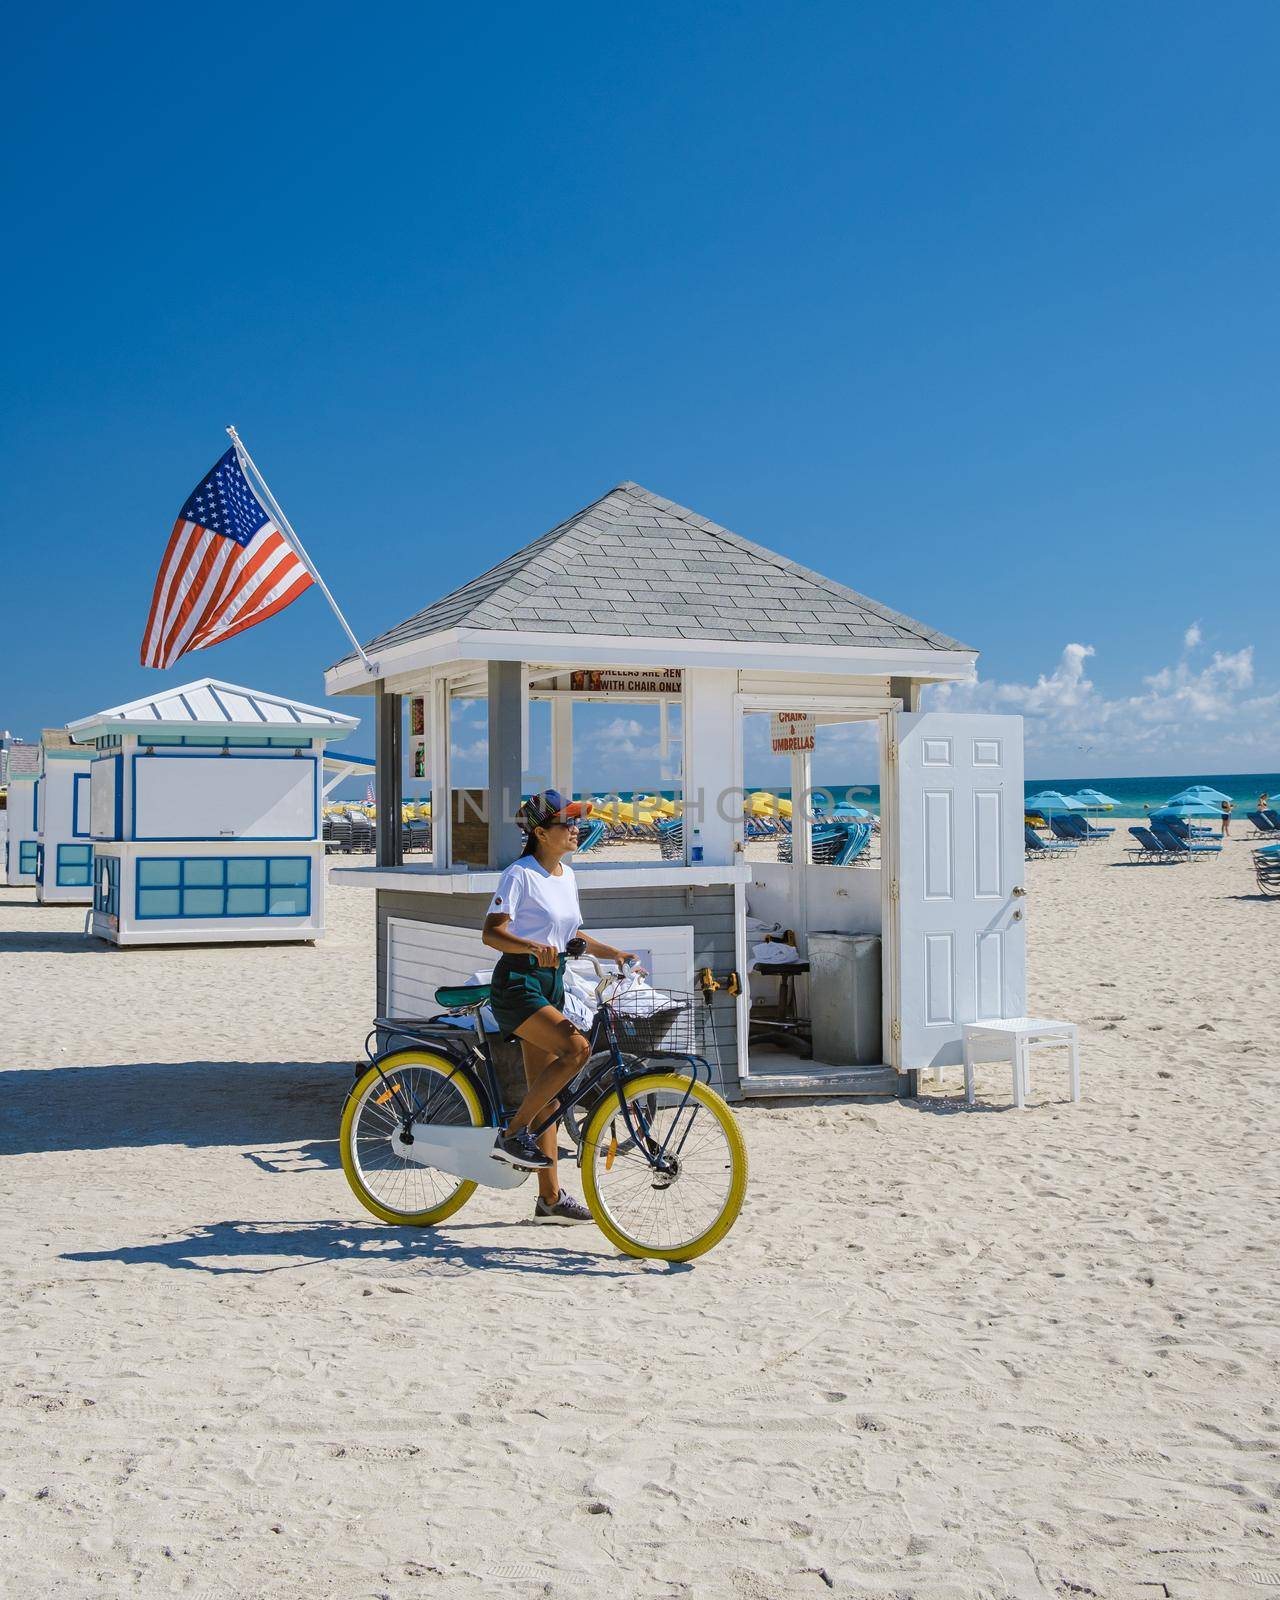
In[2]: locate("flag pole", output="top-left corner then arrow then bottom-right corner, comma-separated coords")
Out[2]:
226,426 -> 378,676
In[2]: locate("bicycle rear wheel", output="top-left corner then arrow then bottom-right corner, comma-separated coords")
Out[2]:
580,1073 -> 747,1261
341,1050 -> 485,1226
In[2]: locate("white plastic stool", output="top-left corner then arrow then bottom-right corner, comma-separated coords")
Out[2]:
961,1018 -> 1080,1109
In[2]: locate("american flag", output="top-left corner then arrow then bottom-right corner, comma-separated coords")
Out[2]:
140,446 -> 313,669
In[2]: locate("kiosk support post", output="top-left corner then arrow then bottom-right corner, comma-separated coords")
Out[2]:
375,682 -> 403,867
487,661 -> 525,868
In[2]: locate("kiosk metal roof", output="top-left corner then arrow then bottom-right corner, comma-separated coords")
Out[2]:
67,679 -> 359,742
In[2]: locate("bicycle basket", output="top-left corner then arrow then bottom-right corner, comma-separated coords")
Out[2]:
605,990 -> 702,1056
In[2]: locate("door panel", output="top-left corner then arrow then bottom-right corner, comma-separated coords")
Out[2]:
973,790 -> 1003,897
895,712 -> 1025,1068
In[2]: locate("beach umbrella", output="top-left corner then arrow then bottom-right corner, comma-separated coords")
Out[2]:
1164,784 -> 1232,807
1150,801 -> 1223,820
1073,788 -> 1119,809
1025,790 -> 1088,815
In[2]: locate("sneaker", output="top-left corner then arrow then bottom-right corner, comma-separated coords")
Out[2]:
532,1189 -> 592,1225
491,1129 -> 551,1171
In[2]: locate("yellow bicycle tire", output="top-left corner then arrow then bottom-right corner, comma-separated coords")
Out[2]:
580,1073 -> 747,1261
340,1050 -> 485,1227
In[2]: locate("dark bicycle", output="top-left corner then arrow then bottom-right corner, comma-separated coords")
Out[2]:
339,957 -> 747,1261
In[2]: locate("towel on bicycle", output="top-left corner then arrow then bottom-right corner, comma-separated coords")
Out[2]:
436,964 -> 678,1039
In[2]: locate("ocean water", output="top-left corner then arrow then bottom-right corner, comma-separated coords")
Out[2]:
568,772 -> 1280,820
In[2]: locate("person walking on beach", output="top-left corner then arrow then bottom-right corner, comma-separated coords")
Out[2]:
482,789 -> 640,1223
1259,792 -> 1270,815
1221,798 -> 1233,838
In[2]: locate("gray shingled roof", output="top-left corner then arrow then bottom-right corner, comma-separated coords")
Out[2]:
345,482 -> 970,661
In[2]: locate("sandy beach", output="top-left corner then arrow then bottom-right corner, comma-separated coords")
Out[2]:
2,829 -> 1278,1599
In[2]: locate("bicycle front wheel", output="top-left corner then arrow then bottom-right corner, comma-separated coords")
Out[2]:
341,1050 -> 485,1226
580,1073 -> 747,1261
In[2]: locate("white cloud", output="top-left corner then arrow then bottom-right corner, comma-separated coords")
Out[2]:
927,627 -> 1279,772
582,716 -> 660,762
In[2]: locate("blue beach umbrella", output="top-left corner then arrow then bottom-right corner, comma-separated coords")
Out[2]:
1151,801 -> 1224,820
1073,788 -> 1120,809
1165,784 -> 1233,807
1025,790 -> 1088,815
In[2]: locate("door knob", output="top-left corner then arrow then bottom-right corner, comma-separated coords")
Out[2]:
1011,885 -> 1027,897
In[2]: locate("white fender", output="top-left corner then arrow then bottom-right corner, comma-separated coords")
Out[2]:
390,1125 -> 530,1190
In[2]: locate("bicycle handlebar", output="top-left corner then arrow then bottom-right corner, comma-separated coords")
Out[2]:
584,952 -> 639,1003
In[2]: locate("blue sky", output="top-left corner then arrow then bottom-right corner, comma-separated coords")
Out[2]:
2,2 -> 1275,787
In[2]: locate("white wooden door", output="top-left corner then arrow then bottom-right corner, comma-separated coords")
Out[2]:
894,712 -> 1025,1070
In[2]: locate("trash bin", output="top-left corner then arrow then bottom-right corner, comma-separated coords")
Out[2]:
807,932 -> 882,1065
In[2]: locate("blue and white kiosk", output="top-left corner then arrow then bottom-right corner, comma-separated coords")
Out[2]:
35,730 -> 96,905
66,679 -> 358,946
3,743 -> 42,887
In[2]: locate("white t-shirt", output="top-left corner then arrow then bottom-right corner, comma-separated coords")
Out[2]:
486,857 -> 582,952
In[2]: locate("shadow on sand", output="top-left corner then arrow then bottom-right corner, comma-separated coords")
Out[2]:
0,928 -> 115,954
905,1094 -> 1014,1115
0,1058 -> 356,1158
59,1216 -> 654,1279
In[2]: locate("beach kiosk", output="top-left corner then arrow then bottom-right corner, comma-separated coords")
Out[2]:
3,743 -> 42,887
324,482 -> 1027,1098
66,679 -> 359,946
35,730 -> 96,904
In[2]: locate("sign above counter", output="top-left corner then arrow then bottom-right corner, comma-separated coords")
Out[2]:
771,712 -> 815,755
568,669 -> 683,694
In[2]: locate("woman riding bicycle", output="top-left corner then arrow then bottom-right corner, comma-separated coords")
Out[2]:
484,789 -> 640,1223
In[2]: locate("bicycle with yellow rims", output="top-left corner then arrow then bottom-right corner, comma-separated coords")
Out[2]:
340,955 -> 747,1261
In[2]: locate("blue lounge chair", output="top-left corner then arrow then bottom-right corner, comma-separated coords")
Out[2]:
1246,811 -> 1278,836
1254,846 -> 1280,895
834,821 -> 872,866
808,822 -> 846,864
655,817 -> 684,860
1057,814 -> 1114,842
1025,824 -> 1076,860
1149,822 -> 1220,858
791,821 -> 871,866
575,817 -> 607,854
1049,815 -> 1096,844
1128,826 -> 1182,863
1162,816 -> 1215,843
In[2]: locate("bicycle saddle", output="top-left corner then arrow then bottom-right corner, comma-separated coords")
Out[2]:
434,983 -> 491,1010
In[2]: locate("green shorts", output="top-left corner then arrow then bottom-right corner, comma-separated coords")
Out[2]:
490,953 -> 566,1039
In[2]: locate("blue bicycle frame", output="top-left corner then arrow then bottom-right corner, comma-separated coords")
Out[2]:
362,997 -> 713,1175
